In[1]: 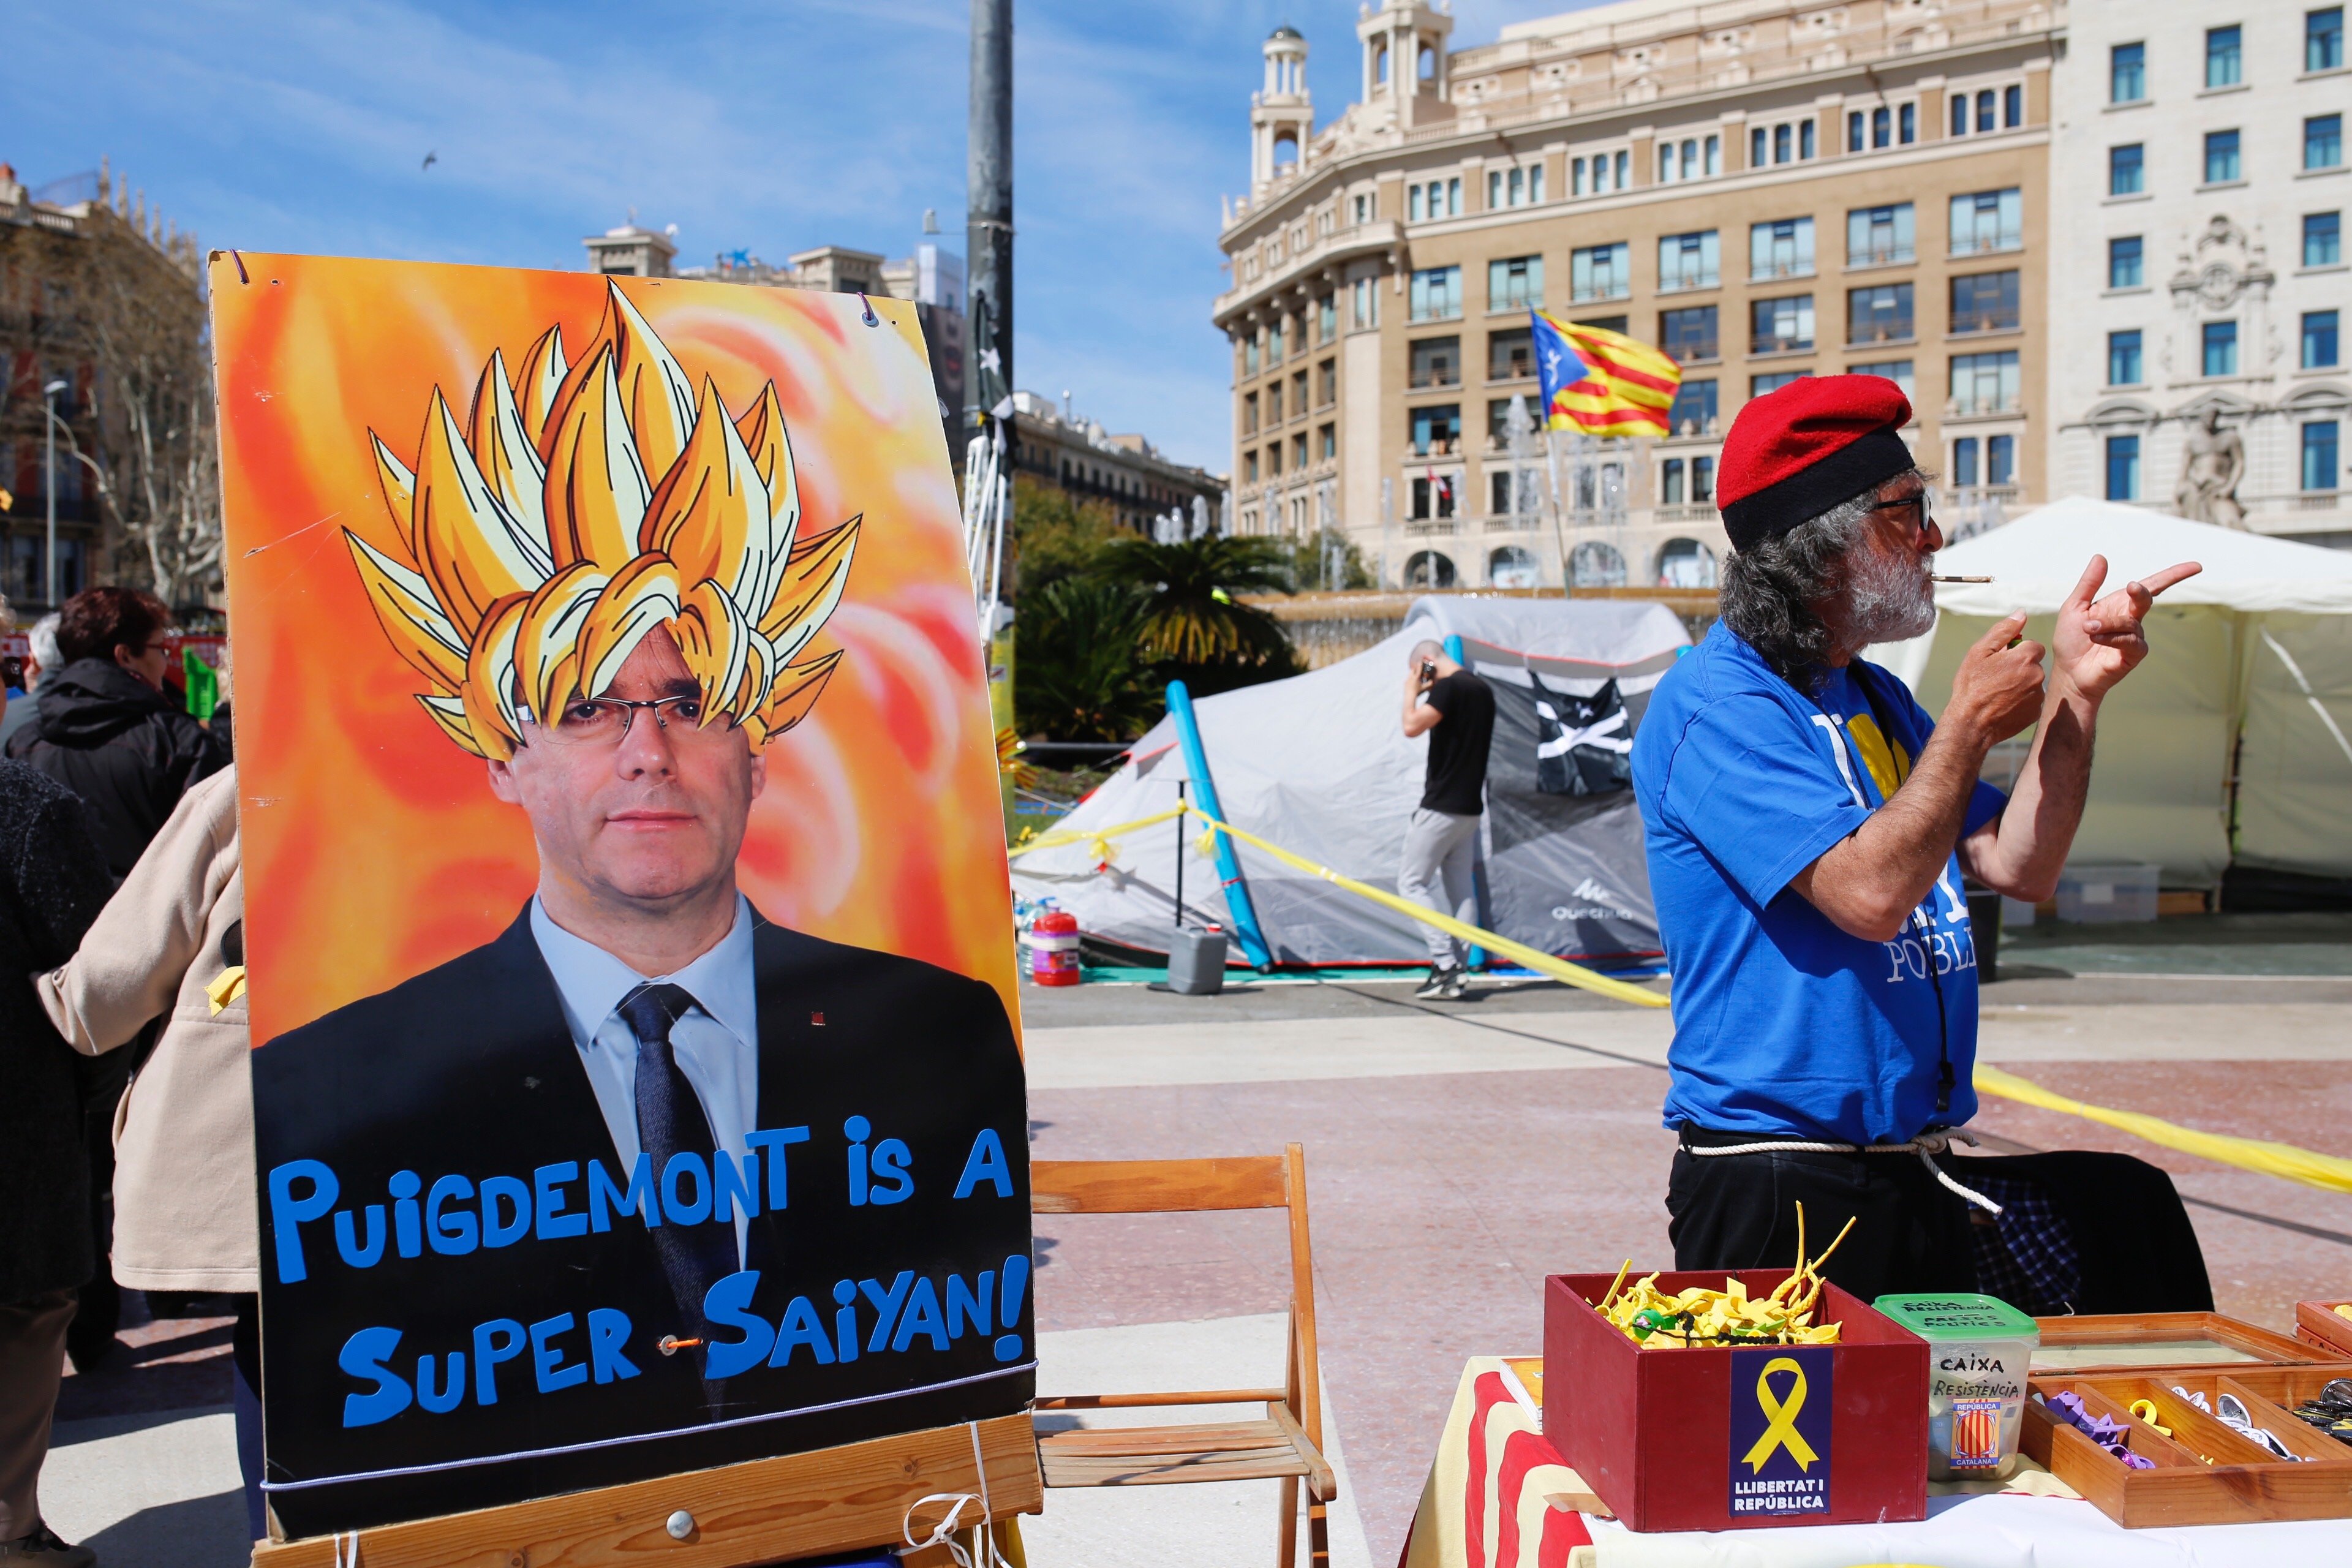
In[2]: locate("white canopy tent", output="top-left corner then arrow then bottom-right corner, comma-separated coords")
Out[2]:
1013,595 -> 1691,965
1870,495 -> 2352,888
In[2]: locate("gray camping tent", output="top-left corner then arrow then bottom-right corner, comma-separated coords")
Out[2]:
1011,595 -> 1691,966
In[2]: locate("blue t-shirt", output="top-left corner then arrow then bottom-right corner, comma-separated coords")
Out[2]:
1631,622 -> 2007,1144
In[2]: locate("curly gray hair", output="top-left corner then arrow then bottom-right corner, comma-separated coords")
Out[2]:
1717,470 -> 1923,692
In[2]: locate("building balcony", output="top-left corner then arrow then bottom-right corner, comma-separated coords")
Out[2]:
1483,513 -> 1542,533
1570,285 -> 1632,304
1751,335 -> 1815,356
1404,519 -> 1461,535
1949,237 -> 2024,258
1950,309 -> 2021,336
1408,437 -> 1465,458
1408,369 -> 1461,390
1409,302 -> 1464,323
1654,502 -> 1722,525
1847,322 -> 1915,346
1847,247 -> 1916,269
1212,219 -> 1403,328
1749,262 -> 1815,282
1657,274 -> 1721,295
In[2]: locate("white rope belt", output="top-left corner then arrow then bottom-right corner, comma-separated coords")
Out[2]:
902,1420 -> 1009,1568
1684,1129 -> 2004,1215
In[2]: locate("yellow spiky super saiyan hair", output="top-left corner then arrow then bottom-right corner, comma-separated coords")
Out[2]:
345,279 -> 859,760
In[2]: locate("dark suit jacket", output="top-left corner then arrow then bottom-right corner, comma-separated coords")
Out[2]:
255,907 -> 1031,1536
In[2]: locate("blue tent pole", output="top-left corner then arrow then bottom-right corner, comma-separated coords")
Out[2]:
1441,635 -> 1488,972
1166,680 -> 1274,970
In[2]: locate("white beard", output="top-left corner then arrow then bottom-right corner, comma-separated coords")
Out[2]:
1845,544 -> 1938,644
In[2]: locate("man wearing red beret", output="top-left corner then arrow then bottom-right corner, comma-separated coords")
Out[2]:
1629,375 -> 2199,1299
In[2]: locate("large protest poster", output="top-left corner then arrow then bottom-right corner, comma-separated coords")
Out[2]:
213,255 -> 1032,1537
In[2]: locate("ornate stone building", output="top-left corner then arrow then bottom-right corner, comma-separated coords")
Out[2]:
1215,0 -> 2060,590
2047,5 -> 2348,540
0,159 -> 211,612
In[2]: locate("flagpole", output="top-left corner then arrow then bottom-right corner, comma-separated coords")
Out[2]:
1546,426 -> 1572,596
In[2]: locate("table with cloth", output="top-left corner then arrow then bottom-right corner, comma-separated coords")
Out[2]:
1400,1357 -> 2352,1568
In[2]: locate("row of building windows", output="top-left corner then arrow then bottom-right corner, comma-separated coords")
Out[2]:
1948,86 -> 2026,138
1383,201 -> 2019,331
2105,423 -> 2341,500
1240,424 -> 1338,483
1393,347 -> 2019,458
2108,116 -> 2342,194
1298,75 -> 2035,258
2103,312 -> 2341,386
2109,12 -> 2343,104
1240,361 -> 1340,429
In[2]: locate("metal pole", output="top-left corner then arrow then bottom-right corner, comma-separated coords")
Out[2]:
965,0 -> 1012,443
1173,778 -> 1186,928
43,391 -> 58,608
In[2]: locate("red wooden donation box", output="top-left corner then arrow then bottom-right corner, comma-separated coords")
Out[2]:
1541,1271 -> 1929,1532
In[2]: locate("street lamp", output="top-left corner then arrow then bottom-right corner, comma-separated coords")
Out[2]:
42,378 -> 69,609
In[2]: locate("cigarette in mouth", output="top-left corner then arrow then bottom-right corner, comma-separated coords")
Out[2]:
1930,575 -> 1993,583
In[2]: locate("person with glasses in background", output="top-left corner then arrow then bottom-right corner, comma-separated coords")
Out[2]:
1629,376 -> 2199,1299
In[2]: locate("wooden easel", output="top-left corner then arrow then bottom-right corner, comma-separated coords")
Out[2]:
249,1412 -> 1041,1568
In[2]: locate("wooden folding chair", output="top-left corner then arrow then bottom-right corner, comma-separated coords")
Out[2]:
1031,1144 -> 1335,1568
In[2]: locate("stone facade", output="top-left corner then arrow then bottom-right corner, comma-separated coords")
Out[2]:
1215,0 -> 2060,590
2048,4 -> 2349,540
1001,389 -> 1226,535
0,159 -> 208,612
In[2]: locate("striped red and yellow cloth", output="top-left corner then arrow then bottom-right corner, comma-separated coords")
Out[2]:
1531,310 -> 1683,439
1401,1358 -> 1594,1568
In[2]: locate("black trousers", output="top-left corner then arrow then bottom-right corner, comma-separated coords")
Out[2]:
1665,1143 -> 1980,1303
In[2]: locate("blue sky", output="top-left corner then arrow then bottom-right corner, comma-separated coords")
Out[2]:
13,0 -> 1571,472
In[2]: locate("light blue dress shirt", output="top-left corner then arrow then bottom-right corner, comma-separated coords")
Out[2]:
530,894 -> 760,1266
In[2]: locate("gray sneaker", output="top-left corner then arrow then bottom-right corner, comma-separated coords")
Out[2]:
0,1525 -> 96,1567
1434,968 -> 1469,1001
1414,966 -> 1453,999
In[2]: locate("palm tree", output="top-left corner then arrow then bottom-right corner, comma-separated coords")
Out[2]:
1098,535 -> 1295,666
1014,576 -> 1159,742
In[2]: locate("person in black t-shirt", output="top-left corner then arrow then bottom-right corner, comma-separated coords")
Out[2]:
1398,639 -> 1496,1000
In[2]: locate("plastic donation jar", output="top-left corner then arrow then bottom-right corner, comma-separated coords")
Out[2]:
1873,1292 -> 2041,1481
1027,910 -> 1082,986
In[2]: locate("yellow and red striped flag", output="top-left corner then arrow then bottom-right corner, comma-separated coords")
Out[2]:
1531,309 -> 1683,438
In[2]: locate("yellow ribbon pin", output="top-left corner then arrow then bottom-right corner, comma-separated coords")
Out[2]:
206,965 -> 247,1016
1743,1357 -> 1820,1472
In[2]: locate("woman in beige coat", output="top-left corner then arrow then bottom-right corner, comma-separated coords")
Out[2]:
36,767 -> 259,1539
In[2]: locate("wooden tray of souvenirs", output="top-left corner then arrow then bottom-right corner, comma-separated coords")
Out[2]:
2029,1311 -> 2322,1376
2297,1300 -> 2352,1359
2023,1363 -> 2352,1526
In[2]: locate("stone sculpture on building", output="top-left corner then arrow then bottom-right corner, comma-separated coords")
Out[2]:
2174,405 -> 2247,529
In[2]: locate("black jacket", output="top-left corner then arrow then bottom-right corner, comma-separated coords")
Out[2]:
6,658 -> 229,880
0,760 -> 113,1300
254,907 -> 1033,1537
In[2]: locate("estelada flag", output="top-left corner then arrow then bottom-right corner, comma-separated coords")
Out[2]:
1531,308 -> 1683,437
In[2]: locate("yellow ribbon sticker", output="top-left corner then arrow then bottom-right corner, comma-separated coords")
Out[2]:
1743,1357 -> 1820,1472
206,965 -> 248,1016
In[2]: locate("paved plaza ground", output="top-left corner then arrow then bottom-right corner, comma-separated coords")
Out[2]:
37,913 -> 2352,1565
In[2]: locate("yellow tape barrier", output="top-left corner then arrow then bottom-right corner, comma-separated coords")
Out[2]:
1008,801 -> 1669,1008
1006,806 -> 1187,863
1183,804 -> 1670,1009
1014,812 -> 2352,1185
1974,1063 -> 2352,1195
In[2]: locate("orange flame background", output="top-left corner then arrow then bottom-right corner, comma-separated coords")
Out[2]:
213,254 -> 1019,1047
